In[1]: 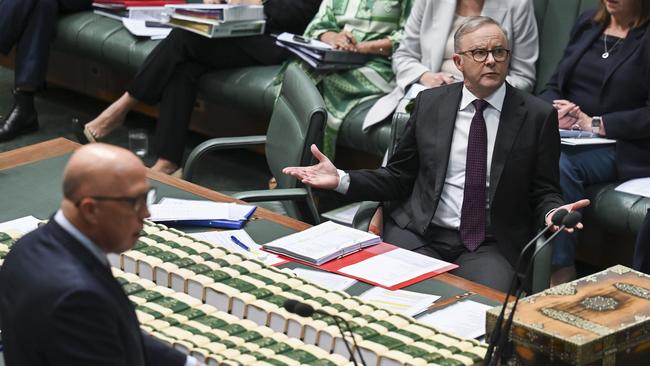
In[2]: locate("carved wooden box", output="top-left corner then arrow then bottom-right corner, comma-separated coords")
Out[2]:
486,265 -> 650,365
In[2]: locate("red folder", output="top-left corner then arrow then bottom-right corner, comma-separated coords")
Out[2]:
269,242 -> 458,290
94,0 -> 186,6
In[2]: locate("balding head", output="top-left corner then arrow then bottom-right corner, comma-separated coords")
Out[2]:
62,144 -> 151,254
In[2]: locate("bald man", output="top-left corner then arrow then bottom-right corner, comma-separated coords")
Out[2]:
0,144 -> 197,365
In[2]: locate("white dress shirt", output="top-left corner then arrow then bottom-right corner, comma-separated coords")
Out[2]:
54,210 -> 197,366
336,83 -> 506,230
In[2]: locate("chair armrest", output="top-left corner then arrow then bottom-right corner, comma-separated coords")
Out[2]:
232,188 -> 310,202
352,201 -> 381,231
183,135 -> 267,181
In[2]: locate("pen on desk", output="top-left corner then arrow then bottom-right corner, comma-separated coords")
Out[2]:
230,235 -> 250,252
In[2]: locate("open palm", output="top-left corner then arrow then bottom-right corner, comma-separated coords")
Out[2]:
282,144 -> 340,189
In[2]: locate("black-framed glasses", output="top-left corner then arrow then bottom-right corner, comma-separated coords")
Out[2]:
458,48 -> 510,62
76,187 -> 157,212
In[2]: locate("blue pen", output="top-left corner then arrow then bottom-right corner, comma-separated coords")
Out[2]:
230,235 -> 250,252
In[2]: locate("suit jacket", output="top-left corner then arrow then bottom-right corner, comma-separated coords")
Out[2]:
0,220 -> 186,366
540,10 -> 650,180
347,82 -> 564,266
363,0 -> 538,128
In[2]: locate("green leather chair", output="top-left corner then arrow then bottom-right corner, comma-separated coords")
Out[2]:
182,64 -> 327,224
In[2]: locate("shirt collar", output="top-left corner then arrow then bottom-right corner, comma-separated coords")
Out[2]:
459,82 -> 506,112
54,210 -> 110,267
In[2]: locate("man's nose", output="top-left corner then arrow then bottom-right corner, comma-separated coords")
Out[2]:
484,51 -> 496,66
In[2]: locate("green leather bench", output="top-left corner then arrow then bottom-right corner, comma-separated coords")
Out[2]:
48,11 -> 392,157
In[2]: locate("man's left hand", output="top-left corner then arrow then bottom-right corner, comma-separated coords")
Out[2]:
546,199 -> 591,232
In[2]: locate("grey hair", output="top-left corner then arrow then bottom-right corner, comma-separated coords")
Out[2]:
453,16 -> 509,52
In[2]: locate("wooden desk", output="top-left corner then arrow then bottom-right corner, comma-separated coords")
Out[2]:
0,138 -> 505,303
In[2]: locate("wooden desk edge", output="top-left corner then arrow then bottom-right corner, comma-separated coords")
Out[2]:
0,138 -> 505,302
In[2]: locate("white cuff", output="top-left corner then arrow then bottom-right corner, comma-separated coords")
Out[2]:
334,169 -> 350,194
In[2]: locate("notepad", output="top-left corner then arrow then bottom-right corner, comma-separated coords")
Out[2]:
262,221 -> 381,265
148,198 -> 256,229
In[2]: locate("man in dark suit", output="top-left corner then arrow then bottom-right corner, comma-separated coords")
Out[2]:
0,0 -> 92,141
284,16 -> 589,292
80,0 -> 322,175
0,144 -> 196,365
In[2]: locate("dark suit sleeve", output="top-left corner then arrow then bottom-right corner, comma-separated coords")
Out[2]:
346,92 -> 422,202
264,0 -> 321,34
602,83 -> 650,140
143,332 -> 186,366
538,11 -> 596,102
530,104 -> 565,225
45,290 -> 131,366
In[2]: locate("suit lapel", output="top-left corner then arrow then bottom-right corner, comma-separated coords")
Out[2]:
489,85 -> 526,203
432,84 -> 462,194
558,24 -> 603,91
602,26 -> 645,89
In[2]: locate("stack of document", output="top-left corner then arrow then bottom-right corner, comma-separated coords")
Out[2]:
275,32 -> 371,70
92,1 -> 184,21
262,221 -> 381,265
148,198 -> 256,229
164,4 -> 266,38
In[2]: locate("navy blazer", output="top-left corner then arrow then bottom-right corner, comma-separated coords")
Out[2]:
0,219 -> 186,366
346,83 -> 565,266
540,10 -> 650,180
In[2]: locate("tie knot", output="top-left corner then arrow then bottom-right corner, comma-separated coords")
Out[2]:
472,99 -> 489,113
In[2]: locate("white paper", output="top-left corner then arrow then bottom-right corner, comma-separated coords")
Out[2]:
615,177 -> 650,198
276,32 -> 332,50
417,300 -> 493,339
189,230 -> 284,266
338,248 -> 454,288
0,216 -> 42,235
122,18 -> 172,38
359,287 -> 440,317
292,268 -> 357,291
558,129 -> 596,138
561,137 -> 616,145
321,203 -> 360,225
149,198 -> 254,222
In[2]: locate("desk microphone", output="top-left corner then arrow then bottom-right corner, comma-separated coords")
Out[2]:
485,209 -> 576,365
283,299 -> 366,366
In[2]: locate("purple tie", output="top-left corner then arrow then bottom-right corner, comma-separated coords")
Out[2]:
460,99 -> 489,252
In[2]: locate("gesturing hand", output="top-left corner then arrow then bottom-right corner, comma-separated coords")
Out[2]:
282,144 -> 340,189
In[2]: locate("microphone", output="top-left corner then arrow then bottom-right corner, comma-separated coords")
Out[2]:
486,210 -> 582,365
283,299 -> 366,366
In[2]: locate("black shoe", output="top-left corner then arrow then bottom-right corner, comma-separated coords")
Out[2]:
71,118 -> 98,144
0,90 -> 39,142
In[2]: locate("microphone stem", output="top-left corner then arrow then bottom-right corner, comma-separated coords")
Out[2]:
330,314 -> 359,366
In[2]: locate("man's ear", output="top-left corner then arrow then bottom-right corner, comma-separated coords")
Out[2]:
453,54 -> 463,72
78,198 -> 100,225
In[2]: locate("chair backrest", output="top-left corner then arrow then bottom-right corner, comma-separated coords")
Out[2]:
265,64 -> 327,189
533,0 -> 601,94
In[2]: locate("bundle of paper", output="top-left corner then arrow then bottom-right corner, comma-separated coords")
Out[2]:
148,198 -> 256,229
275,32 -> 372,70
92,1 -> 184,21
262,221 -> 381,265
164,4 -> 266,38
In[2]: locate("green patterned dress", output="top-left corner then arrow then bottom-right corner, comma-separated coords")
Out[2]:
285,0 -> 412,158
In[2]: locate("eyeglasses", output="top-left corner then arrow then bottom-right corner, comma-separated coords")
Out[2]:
458,48 -> 510,62
77,188 -> 157,212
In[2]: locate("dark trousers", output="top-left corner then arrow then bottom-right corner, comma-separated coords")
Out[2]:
127,29 -> 289,165
633,212 -> 650,274
0,0 -> 91,88
383,216 -> 514,292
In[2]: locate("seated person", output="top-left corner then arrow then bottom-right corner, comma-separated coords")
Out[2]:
539,0 -> 650,285
283,0 -> 413,158
80,0 -> 321,174
633,211 -> 650,274
0,0 -> 92,141
0,143 -> 195,365
363,0 -> 538,129
283,16 -> 588,292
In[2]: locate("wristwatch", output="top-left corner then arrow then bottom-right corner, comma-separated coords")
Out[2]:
592,116 -> 602,135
